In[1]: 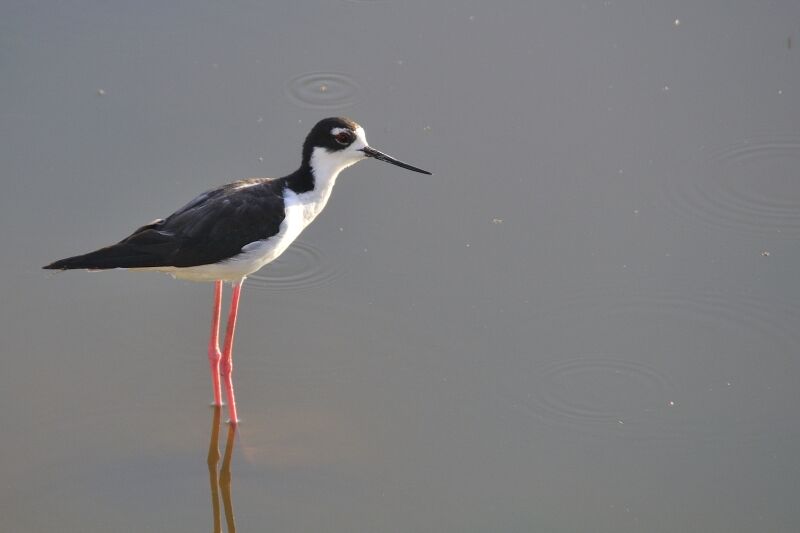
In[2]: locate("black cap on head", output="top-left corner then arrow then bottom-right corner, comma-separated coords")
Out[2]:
302,117 -> 361,163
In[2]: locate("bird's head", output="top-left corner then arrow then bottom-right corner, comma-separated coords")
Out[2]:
302,117 -> 431,177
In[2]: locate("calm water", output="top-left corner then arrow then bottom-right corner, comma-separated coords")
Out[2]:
2,1 -> 800,531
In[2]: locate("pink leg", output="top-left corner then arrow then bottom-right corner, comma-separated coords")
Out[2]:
220,280 -> 243,424
208,281 -> 223,406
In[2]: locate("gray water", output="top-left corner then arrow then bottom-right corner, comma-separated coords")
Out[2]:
2,1 -> 800,531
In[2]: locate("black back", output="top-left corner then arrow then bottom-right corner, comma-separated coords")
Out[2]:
44,178 -> 287,270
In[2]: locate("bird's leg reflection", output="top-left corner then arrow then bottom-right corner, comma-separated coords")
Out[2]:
207,406 -> 237,532
220,416 -> 237,532
207,406 -> 222,533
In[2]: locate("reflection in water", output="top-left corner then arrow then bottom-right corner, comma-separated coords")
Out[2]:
207,407 -> 237,533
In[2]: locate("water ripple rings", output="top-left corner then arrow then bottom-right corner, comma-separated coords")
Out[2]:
247,240 -> 343,292
662,134 -> 800,237
284,72 -> 361,110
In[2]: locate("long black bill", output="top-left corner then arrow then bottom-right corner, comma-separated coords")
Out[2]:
361,146 -> 432,175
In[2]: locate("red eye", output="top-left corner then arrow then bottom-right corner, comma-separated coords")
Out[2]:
335,131 -> 352,145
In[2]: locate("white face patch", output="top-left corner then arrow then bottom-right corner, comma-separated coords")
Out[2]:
318,125 -> 369,170
330,126 -> 368,151
353,126 -> 368,150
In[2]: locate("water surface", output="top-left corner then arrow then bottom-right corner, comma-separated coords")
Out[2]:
2,1 -> 799,531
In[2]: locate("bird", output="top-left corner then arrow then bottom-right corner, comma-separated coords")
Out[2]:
43,117 -> 431,424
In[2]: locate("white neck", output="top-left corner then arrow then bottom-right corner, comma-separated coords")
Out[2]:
294,147 -> 359,224
293,126 -> 369,225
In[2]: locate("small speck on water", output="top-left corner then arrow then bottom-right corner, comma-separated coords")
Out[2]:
491,218 -> 503,224
674,19 -> 680,27
761,250 -> 770,257
668,400 -> 675,407
96,89 -> 106,96
318,84 -> 328,93
423,125 -> 432,132
257,157 -> 264,162
663,85 -> 670,92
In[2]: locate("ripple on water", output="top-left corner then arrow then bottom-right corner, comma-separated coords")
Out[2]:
505,287 -> 800,441
284,72 -> 361,110
505,355 -> 679,440
662,134 -> 800,237
521,356 -> 676,426
247,240 -> 343,292
599,289 -> 800,350
554,285 -> 800,348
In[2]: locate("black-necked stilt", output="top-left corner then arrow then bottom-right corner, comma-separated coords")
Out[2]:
43,117 -> 431,423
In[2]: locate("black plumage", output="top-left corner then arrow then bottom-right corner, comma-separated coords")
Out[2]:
44,177 -> 287,270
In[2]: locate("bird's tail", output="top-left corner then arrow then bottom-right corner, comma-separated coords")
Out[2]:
43,243 -> 165,270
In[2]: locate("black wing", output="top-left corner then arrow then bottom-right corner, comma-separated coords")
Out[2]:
44,178 -> 287,270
